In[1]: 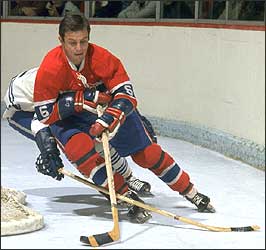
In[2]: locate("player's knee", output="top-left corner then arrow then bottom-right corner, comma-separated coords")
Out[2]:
64,133 -> 98,176
132,143 -> 173,171
131,143 -> 160,168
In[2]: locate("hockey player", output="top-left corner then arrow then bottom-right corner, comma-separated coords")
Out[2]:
33,13 -> 215,218
3,66 -> 157,223
3,67 -> 155,197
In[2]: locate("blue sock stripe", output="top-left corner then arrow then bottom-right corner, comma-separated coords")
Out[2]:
92,166 -> 107,186
159,163 -> 181,184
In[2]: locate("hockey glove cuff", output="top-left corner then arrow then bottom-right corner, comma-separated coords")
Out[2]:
89,107 -> 125,140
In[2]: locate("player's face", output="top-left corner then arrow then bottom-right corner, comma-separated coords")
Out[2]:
60,29 -> 89,66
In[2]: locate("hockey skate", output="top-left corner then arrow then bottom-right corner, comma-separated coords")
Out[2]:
185,191 -> 216,213
126,174 -> 153,197
120,190 -> 152,224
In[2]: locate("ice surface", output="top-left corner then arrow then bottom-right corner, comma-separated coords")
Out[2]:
1,120 -> 265,249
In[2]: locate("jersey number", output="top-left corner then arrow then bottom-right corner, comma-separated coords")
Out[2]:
39,105 -> 50,118
124,85 -> 134,96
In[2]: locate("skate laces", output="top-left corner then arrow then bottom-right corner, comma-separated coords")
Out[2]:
188,192 -> 210,210
127,176 -> 147,192
185,188 -> 215,213
191,193 -> 205,206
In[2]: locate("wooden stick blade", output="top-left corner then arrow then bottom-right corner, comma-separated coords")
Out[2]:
230,225 -> 260,232
80,206 -> 120,247
80,231 -> 117,247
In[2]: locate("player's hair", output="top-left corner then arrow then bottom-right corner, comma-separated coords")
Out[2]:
59,13 -> 91,40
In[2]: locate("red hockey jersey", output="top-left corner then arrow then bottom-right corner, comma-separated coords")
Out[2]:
34,43 -> 132,124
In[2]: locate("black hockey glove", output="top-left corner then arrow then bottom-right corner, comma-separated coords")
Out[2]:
35,127 -> 64,181
35,153 -> 64,181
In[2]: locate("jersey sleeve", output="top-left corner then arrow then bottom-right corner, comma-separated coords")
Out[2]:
92,48 -> 137,110
95,51 -> 130,91
34,67 -> 62,125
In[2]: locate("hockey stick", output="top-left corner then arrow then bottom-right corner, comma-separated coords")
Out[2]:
76,106 -> 120,247
59,168 -> 260,233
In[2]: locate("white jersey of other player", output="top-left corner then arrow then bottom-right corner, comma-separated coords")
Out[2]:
3,67 -> 38,119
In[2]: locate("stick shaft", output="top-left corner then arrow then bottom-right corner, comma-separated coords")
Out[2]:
59,168 -> 260,233
97,105 -> 120,239
101,131 -> 120,237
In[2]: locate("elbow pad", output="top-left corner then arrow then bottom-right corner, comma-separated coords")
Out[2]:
111,83 -> 137,116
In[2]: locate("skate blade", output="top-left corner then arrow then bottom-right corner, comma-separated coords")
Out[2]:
138,191 -> 154,197
206,203 -> 216,213
129,212 -> 152,224
128,188 -> 154,197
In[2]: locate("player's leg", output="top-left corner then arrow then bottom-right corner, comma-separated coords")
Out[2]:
5,111 -> 36,140
95,142 -> 151,196
50,116 -> 152,223
111,111 -> 215,213
132,143 -> 215,212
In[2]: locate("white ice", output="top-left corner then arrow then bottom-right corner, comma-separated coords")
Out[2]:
1,120 -> 265,249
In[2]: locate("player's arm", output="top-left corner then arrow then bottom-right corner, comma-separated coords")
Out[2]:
55,89 -> 112,119
34,89 -> 112,124
31,117 -> 64,181
34,69 -> 112,124
34,68 -> 63,125
89,57 -> 137,138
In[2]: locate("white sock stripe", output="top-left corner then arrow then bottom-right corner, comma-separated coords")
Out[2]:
168,169 -> 183,186
111,153 -> 121,163
158,163 -> 176,179
116,166 -> 126,173
111,151 -> 119,160
101,179 -> 108,188
186,187 -> 197,199
123,168 -> 132,179
8,118 -> 34,136
114,161 -> 128,174
115,162 -> 126,171
111,157 -> 121,166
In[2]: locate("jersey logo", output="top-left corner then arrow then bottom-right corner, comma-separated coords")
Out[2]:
76,73 -> 90,88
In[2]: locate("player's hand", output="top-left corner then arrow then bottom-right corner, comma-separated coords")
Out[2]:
74,89 -> 112,112
89,107 -> 125,139
84,89 -> 112,105
35,153 -> 64,181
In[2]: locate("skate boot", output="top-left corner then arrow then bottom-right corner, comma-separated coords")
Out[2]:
120,190 -> 152,224
185,188 -> 216,213
126,174 -> 152,196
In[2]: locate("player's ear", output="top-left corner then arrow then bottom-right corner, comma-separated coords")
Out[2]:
58,35 -> 63,44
